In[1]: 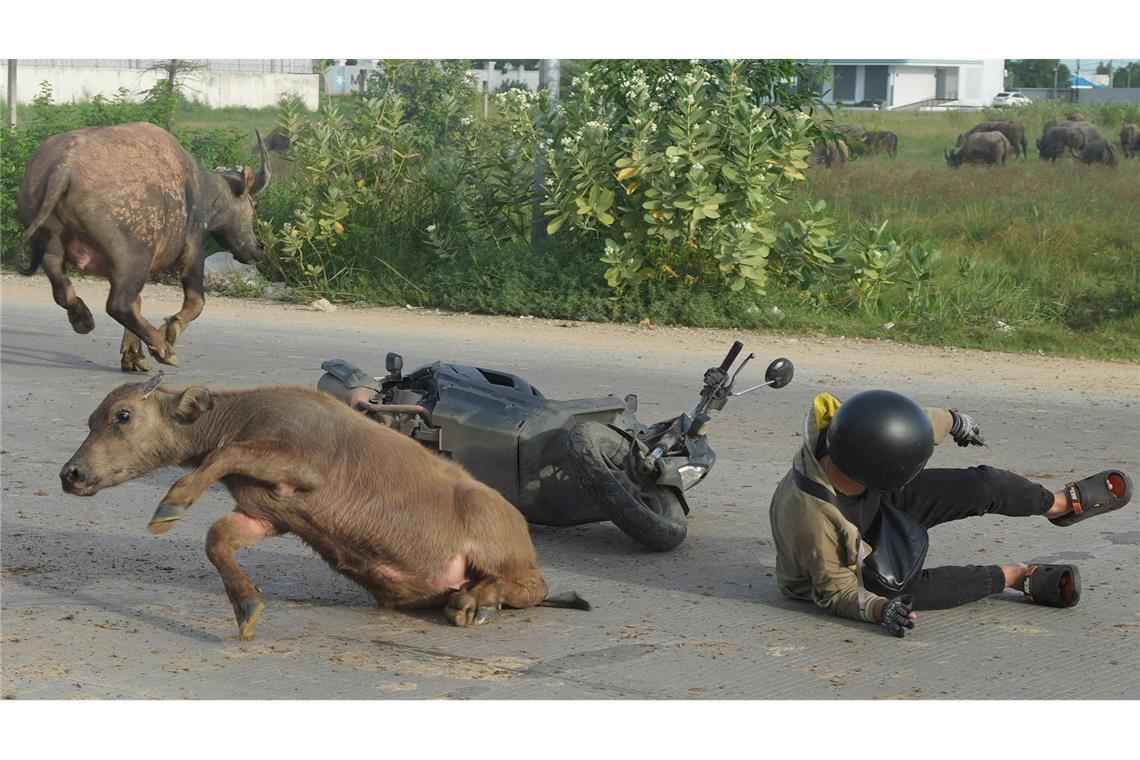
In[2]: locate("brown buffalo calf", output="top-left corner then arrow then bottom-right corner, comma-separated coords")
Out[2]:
61,375 -> 586,640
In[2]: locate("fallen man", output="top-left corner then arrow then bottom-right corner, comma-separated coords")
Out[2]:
769,389 -> 1132,637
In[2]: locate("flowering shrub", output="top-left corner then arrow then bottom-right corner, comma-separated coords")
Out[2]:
542,60 -> 821,293
258,93 -> 424,290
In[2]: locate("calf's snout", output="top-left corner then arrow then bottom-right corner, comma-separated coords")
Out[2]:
60,462 -> 92,494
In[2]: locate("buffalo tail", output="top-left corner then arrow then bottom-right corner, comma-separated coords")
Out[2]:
18,166 -> 70,275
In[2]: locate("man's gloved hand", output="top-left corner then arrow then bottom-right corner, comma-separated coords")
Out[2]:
880,594 -> 916,638
950,410 -> 985,447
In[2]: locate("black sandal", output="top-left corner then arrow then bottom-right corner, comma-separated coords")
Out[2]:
1049,469 -> 1132,527
1023,564 -> 1081,608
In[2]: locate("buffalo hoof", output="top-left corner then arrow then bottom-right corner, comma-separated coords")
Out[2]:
443,591 -> 498,627
68,306 -> 95,334
236,596 -> 267,641
149,345 -> 181,367
162,316 -> 185,347
120,350 -> 151,373
147,502 -> 188,534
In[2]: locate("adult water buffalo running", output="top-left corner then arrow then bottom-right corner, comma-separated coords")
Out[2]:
945,131 -> 1014,167
17,122 -> 271,372
957,121 -> 1028,158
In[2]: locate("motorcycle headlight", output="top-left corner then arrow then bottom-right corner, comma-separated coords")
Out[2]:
678,464 -> 708,489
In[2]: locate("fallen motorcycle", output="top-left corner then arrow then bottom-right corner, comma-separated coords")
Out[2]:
317,342 -> 792,551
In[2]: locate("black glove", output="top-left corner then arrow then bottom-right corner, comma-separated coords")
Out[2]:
880,594 -> 915,638
949,410 -> 985,447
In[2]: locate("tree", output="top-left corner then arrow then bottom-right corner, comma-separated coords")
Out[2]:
1109,62 -> 1140,87
145,59 -> 204,129
1007,59 -> 1070,89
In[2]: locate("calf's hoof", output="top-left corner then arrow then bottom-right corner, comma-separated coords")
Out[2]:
147,502 -> 187,534
236,596 -> 267,641
443,592 -> 498,627
69,306 -> 95,334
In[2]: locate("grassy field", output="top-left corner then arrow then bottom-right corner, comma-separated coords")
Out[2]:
780,106 -> 1139,359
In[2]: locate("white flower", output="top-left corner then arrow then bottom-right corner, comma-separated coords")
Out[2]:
426,224 -> 437,233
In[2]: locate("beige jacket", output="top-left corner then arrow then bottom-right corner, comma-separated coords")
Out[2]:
769,393 -> 954,623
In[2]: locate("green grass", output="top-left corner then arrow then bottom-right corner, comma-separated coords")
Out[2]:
786,106 -> 1140,359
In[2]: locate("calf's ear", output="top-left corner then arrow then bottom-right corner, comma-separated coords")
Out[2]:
174,388 -> 213,423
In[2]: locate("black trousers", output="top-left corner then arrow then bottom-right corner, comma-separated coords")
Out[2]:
861,466 -> 1056,610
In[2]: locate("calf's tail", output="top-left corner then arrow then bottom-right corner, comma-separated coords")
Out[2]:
18,166 -> 70,275
537,591 -> 591,611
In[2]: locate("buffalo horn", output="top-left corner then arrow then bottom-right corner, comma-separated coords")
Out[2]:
251,129 -> 271,196
139,371 -> 165,398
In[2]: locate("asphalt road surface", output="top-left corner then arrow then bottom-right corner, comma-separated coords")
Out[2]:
2,275 -> 1137,699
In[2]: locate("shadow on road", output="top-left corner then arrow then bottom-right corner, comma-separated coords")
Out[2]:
2,522 -> 378,642
0,329 -> 121,374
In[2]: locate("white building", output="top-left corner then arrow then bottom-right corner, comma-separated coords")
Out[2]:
810,60 -> 1006,110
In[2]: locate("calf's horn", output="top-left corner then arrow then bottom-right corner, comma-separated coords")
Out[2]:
140,371 -> 165,398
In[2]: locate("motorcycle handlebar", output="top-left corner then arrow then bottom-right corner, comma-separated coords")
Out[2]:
719,341 -> 744,372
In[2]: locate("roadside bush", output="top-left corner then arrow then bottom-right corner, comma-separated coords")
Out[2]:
542,60 -> 823,294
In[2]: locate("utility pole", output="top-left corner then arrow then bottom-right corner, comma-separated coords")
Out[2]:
7,59 -> 16,129
531,59 -> 560,248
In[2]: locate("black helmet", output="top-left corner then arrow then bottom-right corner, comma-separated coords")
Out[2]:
826,390 -> 934,491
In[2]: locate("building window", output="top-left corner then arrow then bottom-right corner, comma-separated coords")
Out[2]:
864,65 -> 888,103
833,65 -> 856,101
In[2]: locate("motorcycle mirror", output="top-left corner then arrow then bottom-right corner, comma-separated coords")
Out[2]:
764,358 -> 794,389
385,352 -> 404,375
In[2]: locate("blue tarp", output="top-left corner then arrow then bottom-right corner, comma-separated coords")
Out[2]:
1069,76 -> 1107,89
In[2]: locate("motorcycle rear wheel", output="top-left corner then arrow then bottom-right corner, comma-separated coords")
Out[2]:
566,421 -> 688,551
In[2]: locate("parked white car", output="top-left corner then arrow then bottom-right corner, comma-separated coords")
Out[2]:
993,91 -> 1032,107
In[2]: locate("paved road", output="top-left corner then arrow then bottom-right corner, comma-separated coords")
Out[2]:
2,277 -> 1137,699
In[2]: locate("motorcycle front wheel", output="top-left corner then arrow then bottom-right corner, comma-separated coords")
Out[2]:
566,421 -> 688,551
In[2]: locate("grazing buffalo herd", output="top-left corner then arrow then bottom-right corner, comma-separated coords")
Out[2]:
951,113 -> 1134,168
811,113 -> 1138,170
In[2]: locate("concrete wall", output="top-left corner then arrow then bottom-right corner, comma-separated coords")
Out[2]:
979,59 -> 1006,107
892,66 -> 936,107
1077,87 -> 1140,105
0,64 -> 320,109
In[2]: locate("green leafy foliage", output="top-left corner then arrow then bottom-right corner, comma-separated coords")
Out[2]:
542,60 -> 822,294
